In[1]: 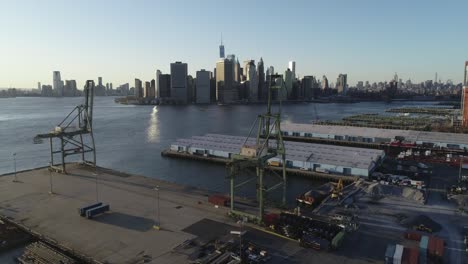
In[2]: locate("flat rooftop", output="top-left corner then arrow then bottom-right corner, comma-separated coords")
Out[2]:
173,134 -> 384,170
282,123 -> 468,145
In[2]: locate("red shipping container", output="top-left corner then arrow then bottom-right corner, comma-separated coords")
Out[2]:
427,236 -> 444,258
402,247 -> 419,264
208,195 -> 229,206
405,230 -> 422,241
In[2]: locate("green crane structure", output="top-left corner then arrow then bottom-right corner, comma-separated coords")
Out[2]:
227,74 -> 287,222
34,80 -> 96,173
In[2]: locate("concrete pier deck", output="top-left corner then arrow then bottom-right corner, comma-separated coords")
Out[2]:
0,164 -> 234,263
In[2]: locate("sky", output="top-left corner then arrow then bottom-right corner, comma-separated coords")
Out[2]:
1,0 -> 467,88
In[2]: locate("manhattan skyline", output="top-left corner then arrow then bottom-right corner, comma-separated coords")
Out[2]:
1,0 -> 467,88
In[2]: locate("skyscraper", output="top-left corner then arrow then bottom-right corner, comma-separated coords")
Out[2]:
462,61 -> 468,127
216,59 -> 237,103
336,74 -> 348,94
53,71 -> 62,96
37,82 -> 41,91
257,58 -> 265,101
170,62 -> 188,104
219,35 -> 225,58
156,70 -> 161,98
322,75 -> 329,90
288,61 -> 296,79
243,60 -> 257,101
196,70 -> 210,104
135,78 -> 143,98
234,59 -> 241,83
158,74 -> 171,99
95,77 -> 106,96
284,69 -> 293,99
64,80 -> 77,96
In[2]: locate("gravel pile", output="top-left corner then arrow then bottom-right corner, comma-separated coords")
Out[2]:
363,183 -> 425,203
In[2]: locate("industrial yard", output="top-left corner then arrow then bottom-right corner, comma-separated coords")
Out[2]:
0,162 -> 466,263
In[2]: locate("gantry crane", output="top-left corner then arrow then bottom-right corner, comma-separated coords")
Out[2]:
34,80 -> 96,173
227,74 -> 287,222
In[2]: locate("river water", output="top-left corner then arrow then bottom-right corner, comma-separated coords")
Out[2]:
0,97 -> 437,202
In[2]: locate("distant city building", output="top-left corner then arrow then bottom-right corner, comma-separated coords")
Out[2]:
257,58 -> 265,101
288,61 -> 296,79
52,71 -> 63,96
196,70 -> 210,104
302,76 -> 313,99
269,66 -> 274,75
462,61 -> 468,127
144,80 -> 155,99
234,59 -> 241,83
170,62 -> 188,104
284,68 -> 293,99
135,78 -> 143,98
187,75 -> 195,103
158,74 -> 171,98
95,77 -> 106,96
219,36 -> 225,58
244,60 -> 257,101
41,84 -> 53,96
37,82 -> 41,91
321,75 -> 329,90
64,80 -> 77,96
216,59 -> 237,103
336,74 -> 348,94
357,81 -> 364,90
156,70 -> 161,98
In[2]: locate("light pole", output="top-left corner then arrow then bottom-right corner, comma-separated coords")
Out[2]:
153,186 -> 160,230
12,153 -> 18,183
48,163 -> 54,194
93,168 -> 99,202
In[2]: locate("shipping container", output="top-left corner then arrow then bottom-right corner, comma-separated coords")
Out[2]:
393,244 -> 403,264
404,230 -> 422,241
419,236 -> 429,264
208,195 -> 229,206
385,244 -> 396,264
428,236 -> 444,260
402,247 -> 419,264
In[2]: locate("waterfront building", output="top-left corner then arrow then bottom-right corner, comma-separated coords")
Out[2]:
158,74 -> 171,98
41,84 -> 53,96
95,77 -> 106,96
196,70 -> 211,104
64,80 -> 77,96
170,62 -> 188,104
234,59 -> 241,83
156,70 -> 161,98
216,59 -> 237,103
336,74 -> 348,94
135,78 -> 143,99
302,76 -> 313,100
52,71 -> 63,96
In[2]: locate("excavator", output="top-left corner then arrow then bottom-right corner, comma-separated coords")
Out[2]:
331,179 -> 344,199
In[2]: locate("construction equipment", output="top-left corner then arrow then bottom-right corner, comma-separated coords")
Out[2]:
34,80 -> 96,173
227,74 -> 287,222
414,224 -> 433,233
331,179 -> 344,199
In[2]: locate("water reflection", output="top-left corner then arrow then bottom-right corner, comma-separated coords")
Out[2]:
146,106 -> 160,143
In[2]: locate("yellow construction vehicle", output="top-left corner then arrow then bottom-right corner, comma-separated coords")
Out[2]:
331,179 -> 344,199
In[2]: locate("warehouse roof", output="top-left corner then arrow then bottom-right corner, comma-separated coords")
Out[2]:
281,123 -> 468,145
172,134 -> 384,170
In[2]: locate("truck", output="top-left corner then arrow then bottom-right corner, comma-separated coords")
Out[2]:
267,160 -> 281,167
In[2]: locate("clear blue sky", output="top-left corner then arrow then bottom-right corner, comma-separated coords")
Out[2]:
1,0 -> 467,88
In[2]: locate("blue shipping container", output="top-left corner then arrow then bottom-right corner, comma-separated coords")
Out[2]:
385,244 -> 396,264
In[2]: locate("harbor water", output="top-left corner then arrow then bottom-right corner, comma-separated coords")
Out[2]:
0,97 -> 437,203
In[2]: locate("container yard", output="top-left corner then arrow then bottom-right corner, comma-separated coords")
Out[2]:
314,113 -> 451,131
166,133 -> 385,177
281,123 -> 468,151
